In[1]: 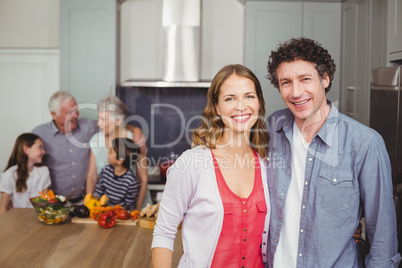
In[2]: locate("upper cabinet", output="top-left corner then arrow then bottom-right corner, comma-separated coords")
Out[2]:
244,1 -> 341,117
341,0 -> 387,126
388,0 -> 402,62
60,0 -> 119,119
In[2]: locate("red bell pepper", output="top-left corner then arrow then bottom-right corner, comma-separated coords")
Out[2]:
114,208 -> 130,220
98,211 -> 115,228
92,212 -> 101,221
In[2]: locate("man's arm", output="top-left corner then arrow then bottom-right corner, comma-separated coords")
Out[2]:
86,151 -> 98,194
360,134 -> 401,267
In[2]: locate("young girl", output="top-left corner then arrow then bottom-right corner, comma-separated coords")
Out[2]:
0,133 -> 51,215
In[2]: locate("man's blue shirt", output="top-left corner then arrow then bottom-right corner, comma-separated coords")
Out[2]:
265,101 -> 401,267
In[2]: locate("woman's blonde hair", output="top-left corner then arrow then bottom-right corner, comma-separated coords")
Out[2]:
192,64 -> 269,158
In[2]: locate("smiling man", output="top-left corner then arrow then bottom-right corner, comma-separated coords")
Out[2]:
33,91 -> 97,203
265,38 -> 400,268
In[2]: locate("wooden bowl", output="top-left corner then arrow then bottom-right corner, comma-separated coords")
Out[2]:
138,216 -> 156,229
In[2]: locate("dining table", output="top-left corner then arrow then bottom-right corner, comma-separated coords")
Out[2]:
0,208 -> 183,267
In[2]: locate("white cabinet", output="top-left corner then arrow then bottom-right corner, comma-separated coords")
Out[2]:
388,0 -> 402,62
341,0 -> 387,126
60,0 -> 119,119
245,1 -> 341,117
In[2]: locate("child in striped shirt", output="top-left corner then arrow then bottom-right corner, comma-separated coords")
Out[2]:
94,138 -> 140,210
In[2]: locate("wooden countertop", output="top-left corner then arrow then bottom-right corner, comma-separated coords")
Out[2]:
0,208 -> 182,267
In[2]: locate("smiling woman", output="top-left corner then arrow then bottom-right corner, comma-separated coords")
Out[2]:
215,74 -> 261,138
152,64 -> 270,268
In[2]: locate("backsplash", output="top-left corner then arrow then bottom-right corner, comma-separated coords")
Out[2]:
119,84 -> 209,165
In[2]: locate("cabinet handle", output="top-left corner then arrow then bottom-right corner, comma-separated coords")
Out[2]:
346,86 -> 358,118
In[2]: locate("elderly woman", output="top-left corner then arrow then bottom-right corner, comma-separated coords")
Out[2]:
86,95 -> 148,210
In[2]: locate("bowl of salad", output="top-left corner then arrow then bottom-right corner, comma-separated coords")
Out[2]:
30,193 -> 70,225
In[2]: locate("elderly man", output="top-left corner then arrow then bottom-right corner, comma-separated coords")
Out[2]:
33,91 -> 97,202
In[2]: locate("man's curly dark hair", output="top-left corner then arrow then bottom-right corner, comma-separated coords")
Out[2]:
267,37 -> 336,93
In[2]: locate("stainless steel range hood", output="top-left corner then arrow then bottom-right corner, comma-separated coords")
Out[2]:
122,0 -> 204,87
162,0 -> 201,82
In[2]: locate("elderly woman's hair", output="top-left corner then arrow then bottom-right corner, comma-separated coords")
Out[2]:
98,95 -> 128,119
48,91 -> 74,115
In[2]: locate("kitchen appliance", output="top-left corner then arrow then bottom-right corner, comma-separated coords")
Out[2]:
162,0 -> 200,82
119,0 -> 206,188
369,66 -> 402,253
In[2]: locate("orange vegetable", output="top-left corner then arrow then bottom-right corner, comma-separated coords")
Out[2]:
47,189 -> 55,200
131,210 -> 140,220
37,191 -> 45,198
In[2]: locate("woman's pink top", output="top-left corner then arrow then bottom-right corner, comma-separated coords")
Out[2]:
210,150 -> 267,268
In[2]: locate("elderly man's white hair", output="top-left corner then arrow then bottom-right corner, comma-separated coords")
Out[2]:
48,91 -> 74,116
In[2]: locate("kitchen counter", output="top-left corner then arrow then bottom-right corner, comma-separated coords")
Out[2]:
0,208 -> 183,267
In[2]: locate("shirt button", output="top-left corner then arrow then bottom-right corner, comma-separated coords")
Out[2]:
278,215 -> 282,219
243,228 -> 247,232
305,181 -> 308,185
280,193 -> 284,196
242,201 -> 246,205
333,178 -> 337,183
72,162 -> 75,165
300,229 -> 304,233
287,170 -> 290,175
243,238 -> 246,241
299,253 -> 303,257
72,175 -> 76,178
242,257 -> 245,260
243,210 -> 247,213
263,242 -> 266,245
263,231 -> 267,234
69,149 -> 72,152
308,157 -> 312,162
274,238 -> 278,242
267,157 -> 270,161
302,205 -> 306,209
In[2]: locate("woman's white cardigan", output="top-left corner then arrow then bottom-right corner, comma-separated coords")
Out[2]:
152,146 -> 270,267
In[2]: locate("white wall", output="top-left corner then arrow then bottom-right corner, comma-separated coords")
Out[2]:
0,0 -> 60,172
0,0 -> 59,48
120,0 -> 244,83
